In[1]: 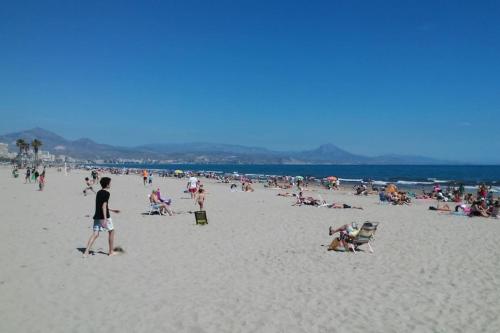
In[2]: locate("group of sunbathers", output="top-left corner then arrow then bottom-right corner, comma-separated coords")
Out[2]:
424,183 -> 498,218
281,191 -> 362,209
379,191 -> 412,205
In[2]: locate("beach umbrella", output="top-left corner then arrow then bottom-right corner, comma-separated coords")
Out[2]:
174,170 -> 183,175
327,176 -> 337,181
296,176 -> 304,180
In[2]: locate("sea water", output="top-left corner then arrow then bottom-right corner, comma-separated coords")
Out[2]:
94,163 -> 500,187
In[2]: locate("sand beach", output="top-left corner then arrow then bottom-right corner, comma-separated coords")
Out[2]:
0,167 -> 499,332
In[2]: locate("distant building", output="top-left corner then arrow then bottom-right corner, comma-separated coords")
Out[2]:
0,143 -> 9,157
39,150 -> 55,162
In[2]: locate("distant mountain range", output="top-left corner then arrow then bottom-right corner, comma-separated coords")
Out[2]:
0,127 -> 447,164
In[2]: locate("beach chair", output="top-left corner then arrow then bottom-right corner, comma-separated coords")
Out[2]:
194,210 -> 208,225
346,222 -> 379,253
148,194 -> 161,215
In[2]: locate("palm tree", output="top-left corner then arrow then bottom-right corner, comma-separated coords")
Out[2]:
31,139 -> 42,164
16,139 -> 26,156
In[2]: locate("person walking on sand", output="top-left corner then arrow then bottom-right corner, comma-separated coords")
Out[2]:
38,168 -> 46,191
83,177 -> 96,196
24,167 -> 31,183
148,172 -> 153,186
83,177 -> 120,258
142,169 -> 148,186
187,175 -> 198,199
196,188 -> 205,210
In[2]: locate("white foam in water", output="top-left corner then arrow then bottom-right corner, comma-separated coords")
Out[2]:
372,181 -> 388,186
339,178 -> 363,182
427,178 -> 451,183
397,180 -> 434,185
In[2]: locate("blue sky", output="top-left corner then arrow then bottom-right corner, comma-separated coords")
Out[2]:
0,0 -> 499,162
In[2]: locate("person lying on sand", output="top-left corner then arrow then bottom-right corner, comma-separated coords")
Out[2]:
327,203 -> 363,209
276,192 -> 297,197
428,202 -> 451,211
292,192 -> 325,206
327,222 -> 359,251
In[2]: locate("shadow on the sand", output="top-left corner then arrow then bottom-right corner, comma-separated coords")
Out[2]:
76,247 -> 107,255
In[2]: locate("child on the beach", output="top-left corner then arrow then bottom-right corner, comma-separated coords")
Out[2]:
83,177 -> 96,196
83,177 -> 120,257
196,188 -> 205,210
38,170 -> 45,191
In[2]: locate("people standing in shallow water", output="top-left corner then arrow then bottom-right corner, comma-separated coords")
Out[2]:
82,177 -> 121,258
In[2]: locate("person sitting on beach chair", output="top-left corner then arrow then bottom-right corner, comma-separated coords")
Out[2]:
155,188 -> 172,205
328,222 -> 378,253
327,222 -> 360,252
149,190 -> 173,216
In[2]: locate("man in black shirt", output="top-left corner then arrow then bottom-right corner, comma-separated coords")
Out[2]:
83,177 -> 121,258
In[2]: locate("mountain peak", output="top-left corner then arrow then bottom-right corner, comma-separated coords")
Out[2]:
316,143 -> 342,152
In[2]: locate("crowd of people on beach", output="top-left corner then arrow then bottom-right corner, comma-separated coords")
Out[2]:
426,183 -> 499,218
12,165 -> 47,191
9,163 -> 498,258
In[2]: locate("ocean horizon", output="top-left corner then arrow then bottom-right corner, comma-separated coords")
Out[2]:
92,163 -> 500,187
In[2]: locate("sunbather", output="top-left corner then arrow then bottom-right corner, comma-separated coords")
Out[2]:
276,192 -> 296,197
150,191 -> 173,216
327,203 -> 363,209
428,202 -> 451,211
327,222 -> 359,251
243,182 -> 255,192
469,200 -> 489,217
292,192 -> 325,206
